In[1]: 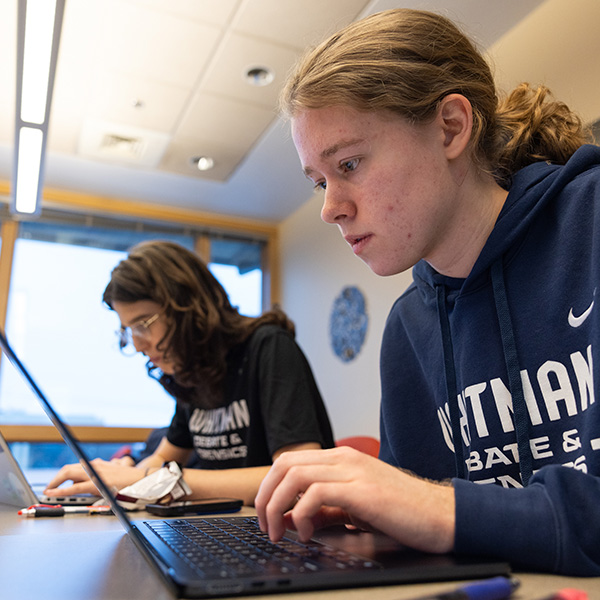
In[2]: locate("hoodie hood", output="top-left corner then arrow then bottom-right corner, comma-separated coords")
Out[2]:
413,145 -> 600,306
410,145 -> 600,484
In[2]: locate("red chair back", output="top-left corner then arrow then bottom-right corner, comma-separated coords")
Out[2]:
335,436 -> 380,457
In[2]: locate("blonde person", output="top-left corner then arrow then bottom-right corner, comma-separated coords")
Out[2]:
45,241 -> 334,505
255,9 -> 600,575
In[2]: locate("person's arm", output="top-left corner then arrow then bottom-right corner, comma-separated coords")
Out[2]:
136,436 -> 192,471
256,447 -> 600,576
44,440 -> 322,506
255,446 -> 455,553
176,442 -> 322,506
44,459 -> 147,496
454,465 -> 600,576
43,436 -> 193,496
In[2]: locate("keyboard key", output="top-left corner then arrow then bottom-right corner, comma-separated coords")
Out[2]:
145,516 -> 379,577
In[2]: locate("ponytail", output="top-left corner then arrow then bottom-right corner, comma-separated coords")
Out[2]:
491,83 -> 590,186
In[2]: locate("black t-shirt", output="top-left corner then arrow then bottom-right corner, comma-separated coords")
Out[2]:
166,325 -> 335,469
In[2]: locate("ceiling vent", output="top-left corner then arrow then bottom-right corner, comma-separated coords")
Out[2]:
78,120 -> 170,168
99,133 -> 144,159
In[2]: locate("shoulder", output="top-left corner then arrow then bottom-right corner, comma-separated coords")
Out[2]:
246,324 -> 294,348
386,278 -> 427,324
511,144 -> 600,203
245,325 -> 311,372
231,325 -> 298,366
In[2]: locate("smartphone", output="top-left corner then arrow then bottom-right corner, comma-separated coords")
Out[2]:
145,497 -> 243,517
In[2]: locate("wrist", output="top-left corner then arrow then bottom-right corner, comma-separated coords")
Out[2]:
137,466 -> 154,480
424,482 -> 455,553
394,475 -> 455,554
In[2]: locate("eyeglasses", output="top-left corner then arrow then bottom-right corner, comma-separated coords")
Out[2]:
117,313 -> 160,355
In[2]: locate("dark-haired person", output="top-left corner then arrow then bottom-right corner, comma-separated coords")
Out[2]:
45,240 -> 334,505
255,8 -> 600,575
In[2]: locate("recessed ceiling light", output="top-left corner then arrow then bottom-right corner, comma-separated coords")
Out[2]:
191,156 -> 214,171
243,65 -> 274,87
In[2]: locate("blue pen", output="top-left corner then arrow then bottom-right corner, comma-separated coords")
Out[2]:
420,576 -> 519,600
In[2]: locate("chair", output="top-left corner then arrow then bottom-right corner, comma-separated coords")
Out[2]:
335,435 -> 380,458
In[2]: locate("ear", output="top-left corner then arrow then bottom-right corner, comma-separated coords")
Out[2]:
438,94 -> 473,160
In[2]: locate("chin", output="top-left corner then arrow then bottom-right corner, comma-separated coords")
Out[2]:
365,261 -> 405,277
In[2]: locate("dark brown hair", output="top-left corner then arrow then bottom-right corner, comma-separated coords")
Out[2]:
103,240 -> 294,405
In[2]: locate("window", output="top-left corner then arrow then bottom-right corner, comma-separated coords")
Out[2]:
0,218 -> 266,430
209,237 -> 263,317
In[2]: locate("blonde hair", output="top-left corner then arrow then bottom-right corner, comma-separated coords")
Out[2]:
281,9 -> 589,186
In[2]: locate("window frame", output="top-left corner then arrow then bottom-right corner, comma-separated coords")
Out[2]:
0,181 -> 280,444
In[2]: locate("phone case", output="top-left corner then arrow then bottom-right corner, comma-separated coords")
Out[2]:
145,498 -> 243,516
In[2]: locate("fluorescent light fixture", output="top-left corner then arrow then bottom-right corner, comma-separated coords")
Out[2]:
21,0 -> 58,124
15,127 -> 43,214
11,0 -> 65,216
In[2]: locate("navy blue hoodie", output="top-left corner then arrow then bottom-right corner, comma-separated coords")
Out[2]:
379,144 -> 600,575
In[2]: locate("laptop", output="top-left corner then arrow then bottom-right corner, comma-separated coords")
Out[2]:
0,429 -> 101,507
0,328 -> 511,598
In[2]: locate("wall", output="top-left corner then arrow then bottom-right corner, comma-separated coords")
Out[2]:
278,191 -> 413,441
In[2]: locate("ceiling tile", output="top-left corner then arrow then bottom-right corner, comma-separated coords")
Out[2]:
159,136 -> 249,182
200,32 -> 299,109
121,0 -> 240,27
55,0 -> 107,72
95,0 -> 222,88
87,73 -> 191,133
47,66 -> 89,154
175,93 -> 275,148
232,0 -> 372,48
78,119 -> 171,168
47,1 -> 107,155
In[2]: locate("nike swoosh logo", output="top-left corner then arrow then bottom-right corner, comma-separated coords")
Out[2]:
568,300 -> 595,328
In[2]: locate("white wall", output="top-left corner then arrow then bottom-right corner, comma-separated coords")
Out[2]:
278,191 -> 413,441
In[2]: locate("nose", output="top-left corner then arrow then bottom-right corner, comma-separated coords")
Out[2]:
320,184 -> 355,224
132,336 -> 149,354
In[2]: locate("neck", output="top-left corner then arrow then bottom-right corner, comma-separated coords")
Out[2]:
426,173 -> 508,279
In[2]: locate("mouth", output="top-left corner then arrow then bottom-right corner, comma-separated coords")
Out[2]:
344,233 -> 371,254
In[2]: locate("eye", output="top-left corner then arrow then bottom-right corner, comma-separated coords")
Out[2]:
313,180 -> 327,191
340,158 -> 359,173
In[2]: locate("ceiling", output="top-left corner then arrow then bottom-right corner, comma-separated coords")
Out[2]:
0,0 -> 598,225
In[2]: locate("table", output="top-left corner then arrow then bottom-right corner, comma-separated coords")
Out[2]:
0,504 -> 598,600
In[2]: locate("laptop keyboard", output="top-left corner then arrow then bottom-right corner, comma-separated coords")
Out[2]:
145,516 -> 379,578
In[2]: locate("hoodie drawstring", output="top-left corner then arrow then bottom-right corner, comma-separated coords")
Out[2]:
436,284 -> 467,479
436,260 -> 534,486
490,260 -> 533,486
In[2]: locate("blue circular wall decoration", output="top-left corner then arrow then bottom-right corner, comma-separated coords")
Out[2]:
329,286 -> 368,362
